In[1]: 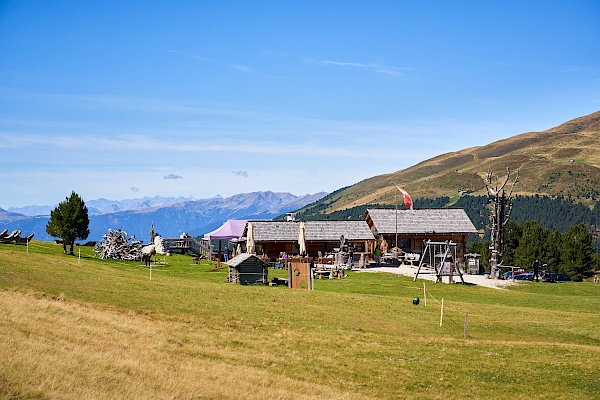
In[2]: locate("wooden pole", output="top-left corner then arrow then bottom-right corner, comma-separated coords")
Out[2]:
395,186 -> 398,249
78,248 -> 81,265
440,298 -> 444,327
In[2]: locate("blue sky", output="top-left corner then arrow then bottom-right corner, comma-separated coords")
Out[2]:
1,1 -> 599,208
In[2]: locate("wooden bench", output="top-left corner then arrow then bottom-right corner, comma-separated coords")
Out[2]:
192,255 -> 206,264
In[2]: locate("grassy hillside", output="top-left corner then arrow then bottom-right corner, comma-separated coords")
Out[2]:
299,110 -> 600,215
1,241 -> 599,399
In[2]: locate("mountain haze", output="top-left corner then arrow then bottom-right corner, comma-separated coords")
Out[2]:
8,196 -> 198,216
298,110 -> 600,216
0,191 -> 327,242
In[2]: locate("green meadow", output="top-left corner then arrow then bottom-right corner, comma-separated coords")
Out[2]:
1,241 -> 599,399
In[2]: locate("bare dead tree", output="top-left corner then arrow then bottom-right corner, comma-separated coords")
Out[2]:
485,167 -> 519,279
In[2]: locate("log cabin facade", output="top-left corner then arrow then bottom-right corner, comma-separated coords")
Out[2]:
242,220 -> 375,261
363,208 -> 477,261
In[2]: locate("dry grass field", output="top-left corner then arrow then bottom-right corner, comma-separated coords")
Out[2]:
1,241 -> 599,399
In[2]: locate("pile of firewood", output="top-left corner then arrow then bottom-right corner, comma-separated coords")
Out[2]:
94,229 -> 143,260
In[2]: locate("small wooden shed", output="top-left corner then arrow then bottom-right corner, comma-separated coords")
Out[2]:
464,253 -> 482,274
226,253 -> 269,285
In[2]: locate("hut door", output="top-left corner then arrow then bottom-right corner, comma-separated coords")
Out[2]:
289,261 -> 312,290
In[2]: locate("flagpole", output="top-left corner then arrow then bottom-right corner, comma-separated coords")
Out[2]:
395,184 -> 398,249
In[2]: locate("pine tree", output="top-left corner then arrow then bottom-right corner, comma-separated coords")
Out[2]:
514,221 -> 544,270
46,191 -> 90,255
543,228 -> 562,271
502,220 -> 522,266
560,224 -> 594,281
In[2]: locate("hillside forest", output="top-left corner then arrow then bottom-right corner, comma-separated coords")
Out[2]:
288,194 -> 600,280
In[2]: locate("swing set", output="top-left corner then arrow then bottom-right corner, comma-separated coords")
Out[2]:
414,240 -> 465,284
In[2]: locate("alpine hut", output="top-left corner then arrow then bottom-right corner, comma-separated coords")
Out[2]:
364,208 -> 477,260
241,220 -> 375,261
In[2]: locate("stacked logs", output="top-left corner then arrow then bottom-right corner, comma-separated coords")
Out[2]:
94,229 -> 143,260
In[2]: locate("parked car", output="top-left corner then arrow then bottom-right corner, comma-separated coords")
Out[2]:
503,270 -> 526,279
542,273 -> 572,282
514,272 -> 534,281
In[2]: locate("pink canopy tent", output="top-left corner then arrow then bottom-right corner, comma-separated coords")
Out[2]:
203,220 -> 247,240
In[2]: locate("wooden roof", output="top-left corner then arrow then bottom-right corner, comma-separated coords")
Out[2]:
245,220 -> 375,242
225,253 -> 269,268
304,221 -> 375,241
365,208 -> 477,235
247,221 -> 299,241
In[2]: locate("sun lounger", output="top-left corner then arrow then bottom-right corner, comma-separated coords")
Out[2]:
17,233 -> 34,244
0,229 -> 8,239
1,230 -> 22,243
4,230 -> 19,240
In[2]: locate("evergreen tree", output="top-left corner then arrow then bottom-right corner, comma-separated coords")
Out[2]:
514,221 -> 544,270
560,224 -> 594,281
543,228 -> 562,271
502,220 -> 522,266
46,191 -> 90,255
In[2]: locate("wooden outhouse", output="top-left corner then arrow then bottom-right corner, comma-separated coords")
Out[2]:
226,253 -> 269,285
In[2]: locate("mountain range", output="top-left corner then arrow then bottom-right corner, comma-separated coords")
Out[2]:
296,110 -> 600,218
3,110 -> 599,243
0,192 -> 327,243
7,196 -> 198,217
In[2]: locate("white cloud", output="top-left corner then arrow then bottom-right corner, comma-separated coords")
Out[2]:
313,59 -> 412,77
167,50 -> 252,74
164,174 -> 183,180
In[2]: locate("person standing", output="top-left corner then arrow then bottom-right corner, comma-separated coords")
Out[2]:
282,251 -> 289,270
532,259 -> 539,282
374,246 -> 381,266
223,246 -> 229,262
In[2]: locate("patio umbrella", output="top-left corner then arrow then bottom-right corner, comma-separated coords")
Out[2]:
246,223 -> 255,254
298,221 -> 307,256
380,236 -> 389,253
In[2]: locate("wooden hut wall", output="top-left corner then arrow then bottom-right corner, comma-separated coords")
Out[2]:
381,233 -> 469,260
236,257 -> 268,285
365,208 -> 476,260
304,240 -> 368,256
229,257 -> 268,285
247,220 -> 375,260
257,242 -> 296,261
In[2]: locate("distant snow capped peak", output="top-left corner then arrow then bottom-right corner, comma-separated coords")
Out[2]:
3,191 -> 329,242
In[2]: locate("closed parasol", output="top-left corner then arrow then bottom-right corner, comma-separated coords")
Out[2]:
380,235 -> 389,254
246,223 -> 255,254
298,221 -> 307,256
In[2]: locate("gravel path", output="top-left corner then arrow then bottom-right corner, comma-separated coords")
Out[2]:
355,265 -> 515,289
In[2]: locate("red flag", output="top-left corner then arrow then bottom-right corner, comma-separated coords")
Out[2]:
395,185 -> 413,210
